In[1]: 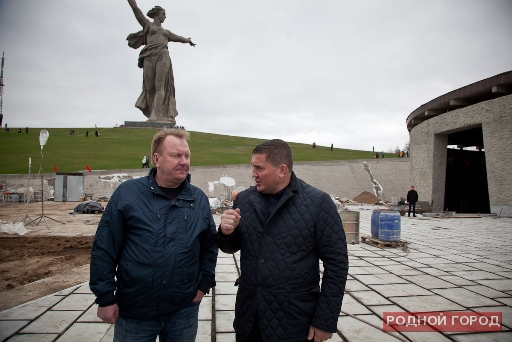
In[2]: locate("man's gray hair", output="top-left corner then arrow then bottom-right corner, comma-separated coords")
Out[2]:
151,128 -> 190,157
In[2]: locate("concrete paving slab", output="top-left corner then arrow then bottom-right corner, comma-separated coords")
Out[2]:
344,279 -> 371,292
460,262 -> 512,273
402,274 -> 458,289
380,265 -> 425,276
214,281 -> 239,295
417,267 -> 451,276
351,274 -> 393,285
337,314 -> 399,342
215,264 -> 238,273
495,298 -> 512,306
450,331 -> 512,342
432,263 -> 480,272
198,296 -> 212,320
438,275 -> 477,286
216,332 -> 236,341
73,284 -> 93,294
442,255 -> 489,263
54,286 -> 81,296
475,305 -> 512,330
369,283 -> 433,297
431,288 -> 502,307
216,257 -> 237,265
0,305 -> 47,320
339,294 -> 373,315
400,260 -> 432,268
462,285 -> 511,299
364,258 -> 400,266
215,311 -> 235,333
348,259 -> 374,267
196,321 -> 212,342
373,274 -> 411,284
99,325 -> 114,342
0,320 -> 29,340
414,257 -> 457,265
350,291 -> 392,306
347,266 -> 372,275
77,304 -> 103,322
8,334 -> 58,341
390,295 -> 465,312
52,293 -> 95,311
215,272 -> 239,281
56,322 -> 110,341
400,331 -> 453,342
215,294 -> 236,311
450,270 -> 505,280
20,310 -> 82,334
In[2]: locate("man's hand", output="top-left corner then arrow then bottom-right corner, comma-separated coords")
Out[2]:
97,303 -> 119,324
308,326 -> 332,342
220,208 -> 241,235
192,290 -> 205,303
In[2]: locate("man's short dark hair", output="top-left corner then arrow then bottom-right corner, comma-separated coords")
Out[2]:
252,139 -> 293,172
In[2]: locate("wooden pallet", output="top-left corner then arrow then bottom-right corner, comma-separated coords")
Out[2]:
361,235 -> 408,249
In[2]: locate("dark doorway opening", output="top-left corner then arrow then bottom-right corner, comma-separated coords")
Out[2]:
444,127 -> 490,214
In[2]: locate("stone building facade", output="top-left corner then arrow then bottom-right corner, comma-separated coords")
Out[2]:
407,72 -> 512,217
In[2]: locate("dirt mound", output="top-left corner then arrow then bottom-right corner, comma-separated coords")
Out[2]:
353,191 -> 380,204
0,236 -> 93,293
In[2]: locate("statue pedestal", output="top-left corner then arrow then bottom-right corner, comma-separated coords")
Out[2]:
123,121 -> 175,129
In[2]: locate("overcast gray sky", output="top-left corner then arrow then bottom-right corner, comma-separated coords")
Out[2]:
0,0 -> 511,151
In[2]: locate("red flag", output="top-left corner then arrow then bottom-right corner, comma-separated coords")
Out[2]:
53,165 -> 58,172
86,165 -> 92,172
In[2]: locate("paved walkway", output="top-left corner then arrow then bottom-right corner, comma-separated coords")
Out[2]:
1,208 -> 511,341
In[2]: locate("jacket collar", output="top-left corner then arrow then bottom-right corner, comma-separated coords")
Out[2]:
147,167 -> 194,199
249,171 -> 299,224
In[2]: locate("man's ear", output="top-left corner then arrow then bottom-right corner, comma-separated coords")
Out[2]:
152,153 -> 159,167
278,164 -> 288,176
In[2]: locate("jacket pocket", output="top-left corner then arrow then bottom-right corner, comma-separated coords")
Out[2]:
285,289 -> 319,338
116,259 -> 154,311
118,259 -> 153,286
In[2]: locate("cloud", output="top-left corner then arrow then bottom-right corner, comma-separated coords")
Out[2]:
0,0 -> 511,151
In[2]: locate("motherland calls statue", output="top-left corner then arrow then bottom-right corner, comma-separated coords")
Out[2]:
126,0 -> 195,125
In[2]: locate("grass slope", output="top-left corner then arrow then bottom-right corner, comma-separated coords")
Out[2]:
0,128 -> 380,174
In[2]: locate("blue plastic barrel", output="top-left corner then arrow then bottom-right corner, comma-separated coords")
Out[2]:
371,210 -> 381,238
378,211 -> 401,242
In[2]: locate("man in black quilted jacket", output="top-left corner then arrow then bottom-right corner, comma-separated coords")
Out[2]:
217,139 -> 348,342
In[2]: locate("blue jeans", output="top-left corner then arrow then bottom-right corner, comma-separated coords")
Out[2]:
114,301 -> 200,342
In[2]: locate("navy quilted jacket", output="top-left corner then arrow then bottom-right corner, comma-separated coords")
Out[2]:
90,168 -> 218,320
217,173 -> 348,341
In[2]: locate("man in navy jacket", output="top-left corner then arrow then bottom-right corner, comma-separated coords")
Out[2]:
217,139 -> 348,342
90,128 -> 218,341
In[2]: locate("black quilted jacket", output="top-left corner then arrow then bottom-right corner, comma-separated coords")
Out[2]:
217,173 -> 348,341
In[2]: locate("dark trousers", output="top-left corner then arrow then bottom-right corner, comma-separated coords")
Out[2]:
408,202 -> 416,217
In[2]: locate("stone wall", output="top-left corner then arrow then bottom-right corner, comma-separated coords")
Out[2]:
1,159 -> 412,205
409,94 -> 512,216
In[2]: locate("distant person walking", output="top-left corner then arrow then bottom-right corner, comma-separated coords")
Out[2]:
86,130 -> 89,137
382,151 -> 385,158
95,130 -> 99,137
407,186 -> 419,217
331,143 -> 333,151
141,155 -> 150,168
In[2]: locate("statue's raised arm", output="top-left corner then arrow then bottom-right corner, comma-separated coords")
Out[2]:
127,0 -> 146,27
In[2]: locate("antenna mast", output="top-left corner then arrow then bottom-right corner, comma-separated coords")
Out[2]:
0,52 -> 4,117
